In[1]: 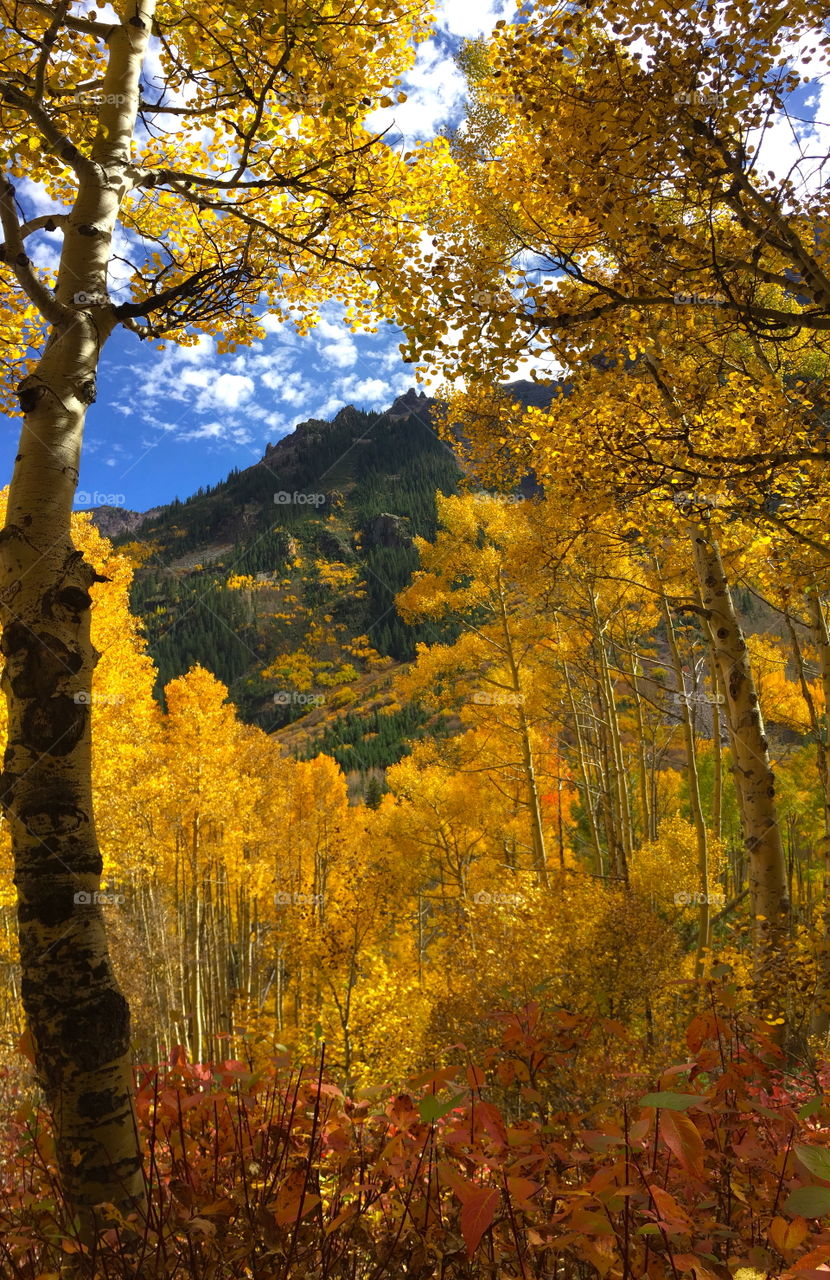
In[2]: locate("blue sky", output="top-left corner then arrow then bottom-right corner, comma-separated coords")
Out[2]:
67,310 -> 424,512
4,3 -> 828,514
2,0 -> 520,514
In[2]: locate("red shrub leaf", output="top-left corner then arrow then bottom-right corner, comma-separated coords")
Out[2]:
660,1109 -> 705,1179
460,1186 -> 500,1256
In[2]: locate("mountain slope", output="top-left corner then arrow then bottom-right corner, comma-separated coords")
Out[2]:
98,383 -> 557,770
109,393 -> 458,736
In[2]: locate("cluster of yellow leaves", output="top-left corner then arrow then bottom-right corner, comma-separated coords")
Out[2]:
746,634 -> 824,734
629,814 -> 727,921
0,0 -> 436,408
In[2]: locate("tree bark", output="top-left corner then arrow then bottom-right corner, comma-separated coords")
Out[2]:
628,657 -> 653,845
591,596 -> 631,885
702,618 -> 724,843
805,590 -> 830,1036
655,565 -> 710,977
0,1 -> 157,1229
497,573 -> 549,887
689,526 -> 789,1022
562,656 -> 605,874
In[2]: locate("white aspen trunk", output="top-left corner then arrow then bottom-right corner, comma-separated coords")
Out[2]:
591,598 -> 631,885
0,2 -> 157,1228
563,660 -> 605,874
689,527 -> 789,1023
807,590 -> 830,1036
497,574 -> 549,887
656,567 -> 710,976
705,629 -> 724,843
629,658 -> 653,845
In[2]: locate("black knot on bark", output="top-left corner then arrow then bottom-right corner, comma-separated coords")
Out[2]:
22,696 -> 85,757
17,383 -> 44,414
64,988 -> 131,1072
54,586 -> 93,616
18,883 -> 74,929
78,379 -> 97,405
0,769 -> 20,809
78,1086 -> 126,1121
0,620 -> 31,657
7,630 -> 83,699
19,800 -> 88,841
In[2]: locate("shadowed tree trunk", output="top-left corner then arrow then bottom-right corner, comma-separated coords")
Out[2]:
0,0 -> 157,1229
689,525 -> 790,1028
807,591 -> 830,1035
655,562 -> 710,978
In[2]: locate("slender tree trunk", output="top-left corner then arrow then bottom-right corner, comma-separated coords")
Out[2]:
689,526 -> 789,1023
591,598 -> 631,885
497,575 -> 548,887
703,623 -> 724,843
655,565 -> 710,976
0,4 -> 157,1228
563,659 -> 604,874
555,744 -> 565,869
806,590 -> 830,1035
628,658 -> 652,845
597,713 -> 619,876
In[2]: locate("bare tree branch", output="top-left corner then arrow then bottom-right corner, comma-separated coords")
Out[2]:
0,178 -> 67,323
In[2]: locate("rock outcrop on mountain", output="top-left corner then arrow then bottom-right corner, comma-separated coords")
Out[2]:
363,512 -> 412,549
89,505 -> 162,538
387,388 -> 435,421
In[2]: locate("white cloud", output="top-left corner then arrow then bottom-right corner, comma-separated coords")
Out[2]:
107,225 -> 141,301
260,312 -> 290,335
174,334 -> 216,364
180,368 -> 213,389
180,420 -> 227,440
321,337 -> 358,367
746,78 -> 830,200
437,0 -> 514,39
309,369 -> 416,421
27,238 -> 60,279
351,376 -> 396,401
196,373 -> 255,411
364,39 -> 467,143
315,317 -> 349,341
362,3 -> 517,143
262,412 -> 294,437
314,317 -> 359,367
260,369 -> 312,407
15,177 -> 62,220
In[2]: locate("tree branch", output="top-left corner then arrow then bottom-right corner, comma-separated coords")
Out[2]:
0,211 -> 66,252
17,0 -> 116,40
0,179 -> 67,323
0,80 -> 98,181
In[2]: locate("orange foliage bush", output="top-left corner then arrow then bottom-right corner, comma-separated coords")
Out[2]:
1,984 -> 829,1279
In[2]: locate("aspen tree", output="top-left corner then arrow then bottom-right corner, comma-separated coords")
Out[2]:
0,0 -> 428,1223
